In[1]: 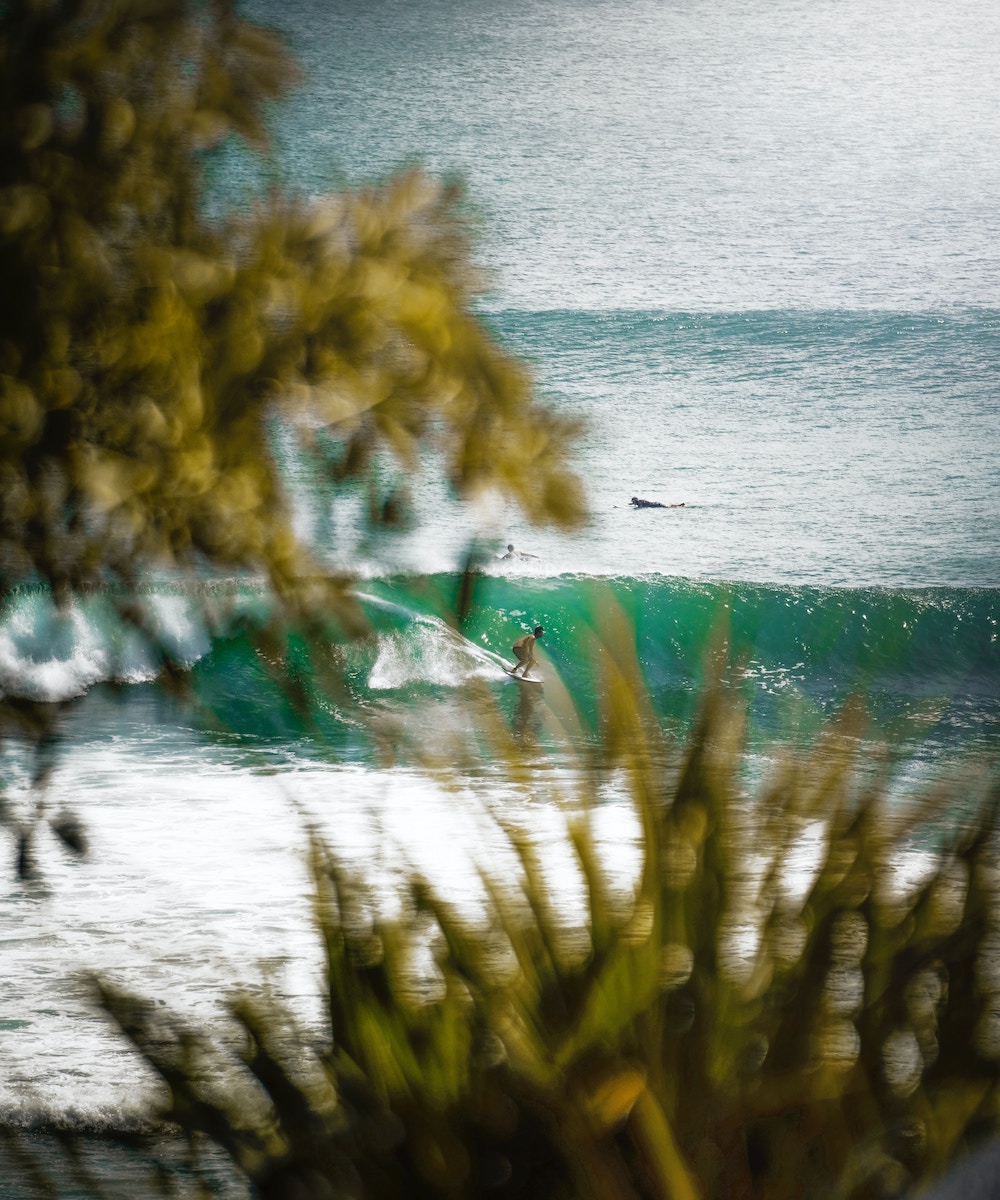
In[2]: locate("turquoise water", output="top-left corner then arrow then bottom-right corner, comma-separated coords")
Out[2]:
2,0 -> 1000,1152
184,574 -> 1000,755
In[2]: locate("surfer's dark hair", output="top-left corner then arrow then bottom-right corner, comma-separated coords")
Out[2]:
534,626 -> 544,637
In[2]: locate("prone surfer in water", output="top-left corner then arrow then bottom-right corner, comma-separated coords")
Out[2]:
501,543 -> 539,560
508,626 -> 544,677
630,497 -> 685,509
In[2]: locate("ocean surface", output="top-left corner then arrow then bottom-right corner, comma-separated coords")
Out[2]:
2,0 -> 1000,1176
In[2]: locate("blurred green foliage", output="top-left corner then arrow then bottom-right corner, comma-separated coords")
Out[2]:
0,0 -> 585,619
86,639 -> 1000,1200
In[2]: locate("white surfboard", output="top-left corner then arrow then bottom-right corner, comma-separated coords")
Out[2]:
504,669 -> 543,687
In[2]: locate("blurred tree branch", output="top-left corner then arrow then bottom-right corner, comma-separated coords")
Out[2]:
0,0 -> 585,625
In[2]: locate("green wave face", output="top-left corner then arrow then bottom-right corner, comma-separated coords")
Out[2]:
185,573 -> 1000,763
2,575 -> 997,766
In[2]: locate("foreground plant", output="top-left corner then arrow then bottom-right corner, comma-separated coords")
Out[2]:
89,636 -> 1000,1200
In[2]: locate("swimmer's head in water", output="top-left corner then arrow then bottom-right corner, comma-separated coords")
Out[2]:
534,626 -> 544,637
508,544 -> 515,551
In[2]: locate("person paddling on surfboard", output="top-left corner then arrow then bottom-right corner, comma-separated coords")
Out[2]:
508,626 -> 543,678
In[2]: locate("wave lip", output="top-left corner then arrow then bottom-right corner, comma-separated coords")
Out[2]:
0,590 -> 212,702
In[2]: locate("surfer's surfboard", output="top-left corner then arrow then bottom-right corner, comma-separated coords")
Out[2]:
504,669 -> 543,687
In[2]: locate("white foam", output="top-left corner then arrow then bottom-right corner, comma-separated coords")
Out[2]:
0,592 -> 213,702
368,617 -> 505,690
0,737 -> 642,1122
0,599 -> 112,702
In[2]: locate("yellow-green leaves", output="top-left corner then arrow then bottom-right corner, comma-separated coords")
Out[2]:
0,0 -> 586,626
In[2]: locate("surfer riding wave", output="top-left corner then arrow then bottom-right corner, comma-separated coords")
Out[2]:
508,626 -> 543,678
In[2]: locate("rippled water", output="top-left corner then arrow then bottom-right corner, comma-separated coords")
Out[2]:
356,309 -> 1000,584
237,0 -> 1000,585
244,0 -> 1000,312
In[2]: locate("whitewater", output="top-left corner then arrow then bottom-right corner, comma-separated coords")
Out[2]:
1,0 -> 999,1165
